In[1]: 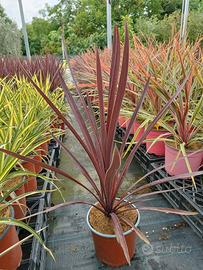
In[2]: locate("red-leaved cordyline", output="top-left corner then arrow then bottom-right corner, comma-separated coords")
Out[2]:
0,25 -> 202,264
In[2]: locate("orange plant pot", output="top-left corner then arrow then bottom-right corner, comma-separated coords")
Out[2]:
12,184 -> 27,220
0,210 -> 22,269
37,142 -> 49,156
146,129 -> 169,156
42,142 -> 49,155
22,162 -> 37,192
33,154 -> 42,174
87,206 -> 140,267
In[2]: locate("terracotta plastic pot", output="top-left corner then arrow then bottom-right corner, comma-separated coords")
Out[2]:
38,142 -> 49,156
5,178 -> 27,220
32,154 -> 42,174
0,208 -> 22,269
118,116 -> 129,128
165,143 -> 203,176
146,130 -> 168,156
87,206 -> 140,267
12,184 -> 27,220
21,162 -> 37,193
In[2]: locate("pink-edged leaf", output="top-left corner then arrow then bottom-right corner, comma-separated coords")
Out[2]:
53,135 -> 104,205
110,212 -> 131,265
107,26 -> 120,130
62,36 -> 105,172
85,95 -> 106,175
120,216 -> 150,245
20,66 -> 102,180
59,74 -> 99,161
105,146 -> 121,205
139,207 -> 197,216
132,170 -> 203,195
117,169 -> 203,210
117,163 -> 166,203
59,72 -> 106,178
133,186 -> 189,200
78,83 -> 97,88
20,200 -> 106,221
116,185 -> 188,210
120,77 -> 150,155
106,24 -> 129,167
96,49 -> 106,162
118,70 -> 192,188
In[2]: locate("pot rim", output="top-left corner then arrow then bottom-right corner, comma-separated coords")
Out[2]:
0,207 -> 14,241
86,203 -> 140,239
165,141 -> 203,154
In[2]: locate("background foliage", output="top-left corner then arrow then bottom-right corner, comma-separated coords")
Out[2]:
0,0 -> 203,56
0,5 -> 21,56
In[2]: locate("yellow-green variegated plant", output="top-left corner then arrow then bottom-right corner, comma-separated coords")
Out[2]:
0,75 -> 66,258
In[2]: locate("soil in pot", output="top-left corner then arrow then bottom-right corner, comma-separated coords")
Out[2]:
165,142 -> 203,176
0,207 -> 22,269
4,177 -> 27,219
146,129 -> 168,156
21,162 -> 37,193
88,204 -> 139,267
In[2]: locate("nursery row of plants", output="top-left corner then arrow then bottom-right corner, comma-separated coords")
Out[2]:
0,27 -> 203,269
0,57 -> 66,269
71,34 -> 203,179
18,139 -> 62,270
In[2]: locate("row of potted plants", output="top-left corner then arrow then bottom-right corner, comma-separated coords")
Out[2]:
121,35 -> 203,179
0,74 -> 65,269
71,33 -> 203,180
4,26 -> 202,268
0,55 -> 64,92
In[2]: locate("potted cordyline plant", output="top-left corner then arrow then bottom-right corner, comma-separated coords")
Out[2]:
1,26 -> 202,267
151,39 -> 203,176
155,62 -> 203,180
129,36 -> 182,156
